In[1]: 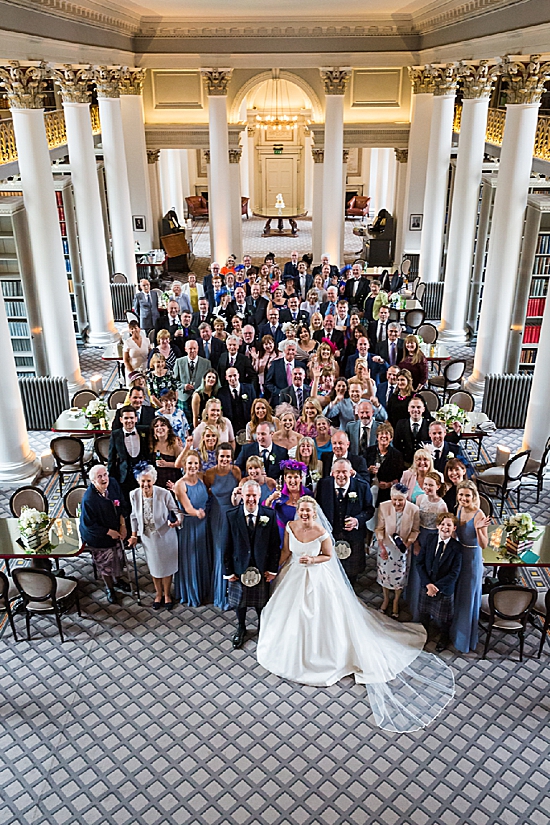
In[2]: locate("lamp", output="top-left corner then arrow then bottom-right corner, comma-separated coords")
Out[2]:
254,70 -> 299,132
495,445 -> 511,466
90,374 -> 103,394
40,449 -> 55,474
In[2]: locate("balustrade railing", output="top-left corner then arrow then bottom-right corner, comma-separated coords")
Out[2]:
0,105 -> 100,165
453,105 -> 550,163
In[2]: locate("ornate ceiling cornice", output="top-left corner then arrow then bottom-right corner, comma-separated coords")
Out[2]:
414,0 -> 525,35
2,0 -> 141,36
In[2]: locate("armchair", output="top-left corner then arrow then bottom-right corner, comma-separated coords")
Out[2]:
185,196 -> 209,220
346,195 -> 371,219
241,197 -> 250,218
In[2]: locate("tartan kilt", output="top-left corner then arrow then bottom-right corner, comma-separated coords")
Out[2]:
227,577 -> 270,610
418,591 -> 454,627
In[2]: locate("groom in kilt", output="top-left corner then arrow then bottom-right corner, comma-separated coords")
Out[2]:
224,479 -> 281,650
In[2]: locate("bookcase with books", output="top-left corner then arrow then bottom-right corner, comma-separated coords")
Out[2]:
507,194 -> 550,372
53,178 -> 88,340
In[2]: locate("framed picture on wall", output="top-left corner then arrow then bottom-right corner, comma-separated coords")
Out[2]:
346,147 -> 362,177
197,149 -> 208,178
133,216 -> 146,232
409,214 -> 423,231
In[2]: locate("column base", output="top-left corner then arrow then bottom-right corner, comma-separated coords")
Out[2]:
86,329 -> 121,347
438,326 -> 469,344
68,375 -> 87,394
464,374 -> 485,397
0,452 -> 41,486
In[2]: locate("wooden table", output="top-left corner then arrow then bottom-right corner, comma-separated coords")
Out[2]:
52,408 -> 115,436
421,342 -> 450,364
484,523 -> 550,584
102,343 -> 125,387
460,411 -> 490,460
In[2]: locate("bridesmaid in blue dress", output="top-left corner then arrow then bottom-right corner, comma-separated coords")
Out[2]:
173,451 -> 211,607
451,481 -> 490,653
204,444 -> 241,611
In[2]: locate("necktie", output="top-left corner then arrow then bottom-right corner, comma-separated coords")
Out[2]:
271,326 -> 276,337
247,513 -> 255,544
387,385 -> 392,405
435,540 -> 445,562
262,449 -> 269,468
435,449 -> 441,461
390,341 -> 396,365
412,423 -> 419,437
337,487 -> 345,502
378,323 -> 385,342
233,388 -> 239,400
189,361 -> 195,377
292,313 -> 297,322
286,362 -> 293,386
230,357 -> 235,367
360,425 -> 369,453
204,341 -> 210,360
352,280 -> 358,296
296,387 -> 303,414
328,302 -> 335,315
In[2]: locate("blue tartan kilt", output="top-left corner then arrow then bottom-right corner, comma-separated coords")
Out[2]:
227,577 -> 271,609
418,591 -> 454,627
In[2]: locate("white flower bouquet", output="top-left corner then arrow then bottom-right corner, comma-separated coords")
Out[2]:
83,398 -> 108,424
501,513 -> 537,559
18,506 -> 50,552
435,403 -> 469,430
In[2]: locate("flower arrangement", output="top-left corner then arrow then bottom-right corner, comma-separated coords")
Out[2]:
499,513 -> 537,560
435,403 -> 470,430
18,506 -> 50,551
83,398 -> 108,424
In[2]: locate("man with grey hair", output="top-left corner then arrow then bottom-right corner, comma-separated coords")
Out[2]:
169,280 -> 192,315
376,322 -> 404,367
265,340 -> 307,407
236,421 -> 288,479
216,333 -> 258,390
346,400 -> 386,457
80,464 -> 131,604
224,479 -> 281,649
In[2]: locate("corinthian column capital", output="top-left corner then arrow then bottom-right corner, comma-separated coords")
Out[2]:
119,67 -> 146,95
0,61 -> 48,109
431,64 -> 458,97
93,66 -> 122,99
501,54 -> 550,105
458,60 -> 500,100
50,64 -> 93,104
201,69 -> 232,96
320,68 -> 351,95
408,66 -> 436,95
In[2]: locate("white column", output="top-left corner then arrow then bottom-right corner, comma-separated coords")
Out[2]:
202,70 -> 233,264
247,126 -> 256,213
466,56 -> 548,394
304,132 -> 313,216
0,292 -> 39,482
440,63 -> 495,343
119,71 -> 153,251
393,149 -> 408,265
523,292 -> 550,459
94,68 -> 137,284
419,66 -> 457,283
312,148 -> 324,264
385,149 -> 397,215
160,149 -> 184,222
321,69 -> 350,265
180,149 -> 190,201
229,148 -> 244,261
1,64 -> 83,387
368,148 -> 379,216
376,149 -> 391,214
147,149 -> 162,248
399,69 -> 435,258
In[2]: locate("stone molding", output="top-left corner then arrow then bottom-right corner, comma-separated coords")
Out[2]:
50,64 -> 93,104
0,61 -> 48,109
408,66 -> 436,95
343,149 -> 349,163
93,66 -> 122,99
119,67 -> 146,95
502,54 -> 550,105
228,148 -> 242,163
201,69 -> 232,96
458,60 -> 500,99
146,149 -> 160,164
320,68 -> 351,95
394,148 -> 408,163
431,64 -> 458,96
311,148 -> 324,163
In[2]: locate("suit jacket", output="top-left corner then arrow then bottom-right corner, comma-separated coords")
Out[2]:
265,358 -> 308,405
279,308 -> 310,327
216,352 -> 258,391
279,384 -> 311,410
133,290 -> 160,331
235,442 -> 289,480
245,295 -> 269,327
224,504 -> 281,577
417,533 -> 462,597
112,405 -> 156,431
345,419 -> 380,455
226,301 -> 251,324
376,499 -> 420,546
319,300 -> 340,318
312,263 -> 339,279
171,293 -> 193,315
289,271 -> 313,299
377,338 -> 404,367
368,319 -> 392,351
393,418 -> 432,466
320,452 -> 370,483
200,335 -> 224,369
313,328 -> 345,354
377,380 -> 394,410
154,315 -> 197,349
191,310 -> 215,330
344,351 -> 387,383
129,486 -> 179,553
430,440 -> 463,475
316,476 -> 373,549
283,261 -> 300,280
217,383 -> 256,432
173,355 -> 211,403
258,322 -> 285,346
344,277 -> 370,310
107,428 -> 150,486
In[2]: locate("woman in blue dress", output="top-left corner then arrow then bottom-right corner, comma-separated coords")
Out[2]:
451,480 -> 490,653
204,443 -> 241,610
173,451 -> 211,607
264,460 -> 312,544
231,455 -> 276,508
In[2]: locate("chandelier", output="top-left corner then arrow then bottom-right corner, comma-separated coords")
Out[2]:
254,71 -> 298,131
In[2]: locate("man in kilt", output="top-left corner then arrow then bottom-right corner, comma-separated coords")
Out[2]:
224,480 -> 282,650
417,513 -> 462,652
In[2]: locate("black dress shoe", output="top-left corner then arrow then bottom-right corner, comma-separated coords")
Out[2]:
164,601 -> 174,611
232,628 -> 246,650
436,636 -> 449,652
105,587 -> 117,604
153,598 -> 164,610
114,579 -> 131,592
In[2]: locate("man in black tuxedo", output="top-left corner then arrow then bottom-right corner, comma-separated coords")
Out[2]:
368,304 -> 391,350
217,367 -> 256,437
226,286 -> 250,325
427,421 -> 466,475
344,263 -> 370,311
279,366 -> 311,414
312,254 -> 339,279
112,387 -> 156,431
377,364 -> 400,410
313,314 -> 345,357
108,406 -> 150,499
393,397 -> 432,466
245,282 -> 269,328
320,431 -> 369,482
191,297 -> 214,330
224,480 -> 281,649
217,335 -> 258,391
235,422 -> 288,480
242,254 -> 258,279
316,459 -> 374,583
265,341 -> 307,407
282,250 -> 300,282
198,322 -> 224,368
279,296 -> 310,327
259,307 -> 285,346
417,513 -> 463,651
155,299 -> 188,344
377,322 -> 404,368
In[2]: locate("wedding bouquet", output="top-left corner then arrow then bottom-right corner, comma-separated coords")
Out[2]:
435,403 -> 469,430
18,506 -> 50,551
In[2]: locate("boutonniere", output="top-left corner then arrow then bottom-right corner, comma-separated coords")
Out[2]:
242,394 -> 248,400
447,452 -> 454,460
113,499 -> 120,507
259,515 -> 270,526
348,492 -> 358,500
269,454 -> 275,463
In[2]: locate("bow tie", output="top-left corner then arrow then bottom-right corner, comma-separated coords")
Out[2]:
125,430 -> 137,437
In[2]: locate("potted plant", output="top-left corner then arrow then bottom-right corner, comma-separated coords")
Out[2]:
501,513 -> 537,560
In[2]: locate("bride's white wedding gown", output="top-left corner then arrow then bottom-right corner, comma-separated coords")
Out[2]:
257,526 -> 455,733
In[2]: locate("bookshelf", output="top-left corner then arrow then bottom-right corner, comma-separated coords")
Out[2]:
0,197 -> 47,376
53,178 -> 88,340
506,194 -> 550,372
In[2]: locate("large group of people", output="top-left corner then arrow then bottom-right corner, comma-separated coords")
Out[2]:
79,249 -> 489,669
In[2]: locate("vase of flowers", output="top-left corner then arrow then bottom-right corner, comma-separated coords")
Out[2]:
435,403 -> 470,431
501,513 -> 537,559
18,506 -> 50,552
83,398 -> 109,429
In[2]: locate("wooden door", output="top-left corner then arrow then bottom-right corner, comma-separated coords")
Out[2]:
264,156 -> 296,214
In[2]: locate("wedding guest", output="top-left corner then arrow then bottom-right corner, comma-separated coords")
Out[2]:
192,398 -> 235,451
147,354 -> 178,408
407,471 -> 448,622
400,448 -> 435,502
149,416 -> 183,489
386,369 -> 414,429
325,378 -> 356,431
308,341 -> 339,382
158,390 -> 189,442
148,329 -> 181,371
204,443 -> 242,610
300,289 -> 320,319
112,386 -> 156,432
393,397 -> 431,466
79,465 -> 131,604
232,455 -> 276,506
309,311 -> 324,335
173,451 -> 211,607
265,460 -> 311,542
450,481 -> 490,653
124,372 -> 152,407
193,424 -> 220,471
314,416 -> 334,457
250,335 -> 278,395
295,325 -> 318,361
245,398 -> 278,442
108,406 -> 150,499
235,421 -> 288,479
417,513 -> 463,652
295,397 -> 323,439
295,437 -> 323,492
398,335 -> 428,392
376,483 -> 420,618
123,320 -> 151,379
443,458 -> 469,513
191,369 -> 220,429
365,423 -> 404,507
129,465 -> 181,610
272,405 -> 300,456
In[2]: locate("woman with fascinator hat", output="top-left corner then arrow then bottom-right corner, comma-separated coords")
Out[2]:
257,494 -> 455,734
264,459 -> 312,544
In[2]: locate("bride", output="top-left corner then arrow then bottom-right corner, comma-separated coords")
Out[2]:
257,495 -> 455,733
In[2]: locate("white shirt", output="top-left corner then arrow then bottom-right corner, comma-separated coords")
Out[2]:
410,418 -> 422,432
230,382 -> 242,397
332,451 -> 349,465
123,429 -> 140,458
335,481 -> 350,496
244,507 -> 259,525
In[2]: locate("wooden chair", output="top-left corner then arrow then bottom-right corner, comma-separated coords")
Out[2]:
448,390 -> 475,413
404,308 -> 425,331
400,259 -> 411,278
417,389 -> 440,414
0,570 -> 18,641
71,389 -> 99,409
522,435 -> 550,503
478,492 -> 494,520
428,360 -> 466,401
414,282 -> 426,302
533,589 -> 550,658
12,569 -> 80,644
111,273 -> 128,284
477,449 -> 531,515
479,585 -> 537,661
416,323 -> 438,344
9,486 -> 49,518
108,389 -> 128,410
94,435 -> 111,465
241,197 -> 250,218
63,485 -> 87,518
50,437 -> 93,495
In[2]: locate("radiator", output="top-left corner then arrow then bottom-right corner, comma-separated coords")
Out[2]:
422,283 -> 444,320
110,284 -> 137,321
18,376 -> 70,430
482,373 -> 533,429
